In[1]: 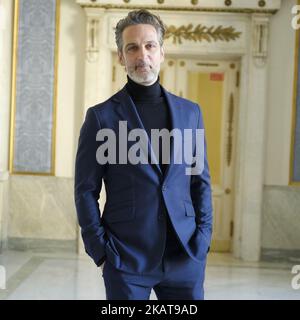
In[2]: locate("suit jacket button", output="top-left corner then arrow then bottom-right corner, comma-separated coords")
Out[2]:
162,185 -> 167,191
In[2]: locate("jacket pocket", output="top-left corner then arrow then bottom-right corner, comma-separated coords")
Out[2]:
184,200 -> 196,217
104,201 -> 135,223
105,238 -> 121,268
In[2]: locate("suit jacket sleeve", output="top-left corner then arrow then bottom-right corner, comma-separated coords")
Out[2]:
74,107 -> 107,266
190,105 -> 213,250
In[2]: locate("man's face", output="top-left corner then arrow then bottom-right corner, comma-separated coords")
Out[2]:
118,24 -> 165,86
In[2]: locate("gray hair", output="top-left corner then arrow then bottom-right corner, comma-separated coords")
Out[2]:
115,9 -> 165,52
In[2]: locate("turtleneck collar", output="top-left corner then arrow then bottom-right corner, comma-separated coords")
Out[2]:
125,75 -> 162,101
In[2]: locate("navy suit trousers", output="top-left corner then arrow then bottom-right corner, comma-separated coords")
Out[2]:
102,215 -> 207,300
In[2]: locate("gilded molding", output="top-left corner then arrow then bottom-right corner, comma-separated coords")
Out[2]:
258,0 -> 266,7
252,16 -> 270,65
86,17 -> 100,62
164,24 -> 241,44
196,62 -> 219,67
9,0 -> 60,175
226,93 -> 234,167
9,0 -> 19,174
77,4 -> 278,14
290,4 -> 300,185
236,71 -> 240,88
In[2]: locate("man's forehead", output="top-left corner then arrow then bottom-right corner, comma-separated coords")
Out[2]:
122,24 -> 159,42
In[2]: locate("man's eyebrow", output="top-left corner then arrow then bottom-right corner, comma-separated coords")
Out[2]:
125,40 -> 158,49
145,40 -> 158,44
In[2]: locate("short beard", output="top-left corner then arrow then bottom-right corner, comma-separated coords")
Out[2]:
127,67 -> 159,86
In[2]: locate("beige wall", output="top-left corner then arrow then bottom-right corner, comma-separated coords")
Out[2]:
54,0 -> 298,183
265,0 -> 296,186
22,0 -> 298,184
0,0 -> 87,178
261,0 -> 300,256
5,0 -> 87,245
1,0 -> 299,251
0,0 -> 13,173
56,0 -> 86,178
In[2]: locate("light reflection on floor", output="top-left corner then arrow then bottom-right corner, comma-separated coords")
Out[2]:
0,250 -> 299,300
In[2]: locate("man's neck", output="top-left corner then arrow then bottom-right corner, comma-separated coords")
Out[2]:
127,75 -> 158,86
125,75 -> 162,101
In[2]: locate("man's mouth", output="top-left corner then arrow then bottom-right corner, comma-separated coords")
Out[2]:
135,65 -> 151,71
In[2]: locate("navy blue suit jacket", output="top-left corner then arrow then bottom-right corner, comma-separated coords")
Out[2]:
74,85 -> 213,274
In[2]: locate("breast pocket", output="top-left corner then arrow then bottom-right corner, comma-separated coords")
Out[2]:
103,201 -> 135,223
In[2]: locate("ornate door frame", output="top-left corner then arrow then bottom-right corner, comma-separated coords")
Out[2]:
76,0 -> 281,261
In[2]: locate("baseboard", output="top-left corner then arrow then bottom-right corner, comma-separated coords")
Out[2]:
7,237 -> 76,253
261,248 -> 300,263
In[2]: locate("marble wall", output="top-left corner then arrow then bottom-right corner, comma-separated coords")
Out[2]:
8,175 -> 77,251
292,27 -> 300,182
0,177 -> 9,252
265,0 -> 296,185
262,185 -> 300,261
6,177 -> 300,257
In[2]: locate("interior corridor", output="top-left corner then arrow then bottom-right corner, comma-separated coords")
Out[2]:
0,249 -> 298,300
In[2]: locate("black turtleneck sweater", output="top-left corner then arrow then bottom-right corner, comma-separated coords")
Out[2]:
125,76 -> 183,255
125,75 -> 172,176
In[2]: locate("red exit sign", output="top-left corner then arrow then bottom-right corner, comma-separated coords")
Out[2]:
210,73 -> 224,81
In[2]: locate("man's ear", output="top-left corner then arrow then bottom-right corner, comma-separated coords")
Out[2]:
118,50 -> 125,66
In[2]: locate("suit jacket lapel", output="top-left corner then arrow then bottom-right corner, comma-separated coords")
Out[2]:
114,87 -> 162,176
161,87 -> 185,184
113,86 -> 185,182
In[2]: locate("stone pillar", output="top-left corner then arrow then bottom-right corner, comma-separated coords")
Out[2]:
82,8 -> 113,111
233,14 -> 271,261
77,7 -> 112,255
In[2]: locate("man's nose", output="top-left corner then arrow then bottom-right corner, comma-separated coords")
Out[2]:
137,46 -> 147,60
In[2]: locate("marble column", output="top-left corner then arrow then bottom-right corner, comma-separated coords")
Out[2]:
233,14 -> 271,261
78,7 -> 111,254
83,8 -> 113,111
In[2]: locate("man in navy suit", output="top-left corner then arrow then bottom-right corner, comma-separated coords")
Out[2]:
75,9 -> 213,300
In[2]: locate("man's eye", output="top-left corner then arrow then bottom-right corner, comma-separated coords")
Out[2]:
146,44 -> 156,49
127,46 -> 137,52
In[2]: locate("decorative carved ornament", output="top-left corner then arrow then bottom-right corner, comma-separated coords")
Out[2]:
164,24 -> 241,44
226,93 -> 234,167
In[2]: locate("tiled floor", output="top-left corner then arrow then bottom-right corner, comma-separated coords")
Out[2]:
0,249 -> 299,300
